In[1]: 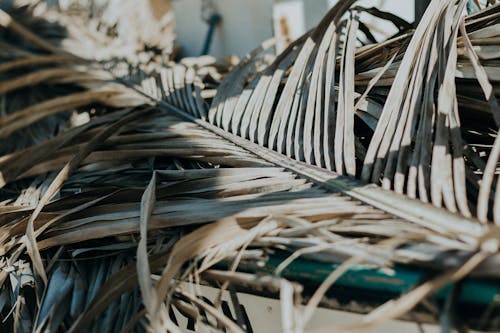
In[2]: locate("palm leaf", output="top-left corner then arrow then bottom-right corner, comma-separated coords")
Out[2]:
0,1 -> 499,332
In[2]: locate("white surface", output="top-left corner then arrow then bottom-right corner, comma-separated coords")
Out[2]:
174,283 -> 443,333
328,0 -> 414,40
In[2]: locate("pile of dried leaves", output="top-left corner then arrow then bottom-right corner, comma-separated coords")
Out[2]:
0,1 -> 499,332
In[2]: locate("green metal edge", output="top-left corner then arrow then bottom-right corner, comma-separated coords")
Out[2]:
223,255 -> 500,305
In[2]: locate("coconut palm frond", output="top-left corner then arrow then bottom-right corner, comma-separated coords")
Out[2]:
0,1 -> 499,333
204,0 -> 500,224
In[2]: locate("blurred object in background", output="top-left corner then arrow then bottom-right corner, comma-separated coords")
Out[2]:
173,0 -> 417,58
173,0 -> 274,58
13,0 -> 176,62
273,0 -> 306,53
173,0 -> 318,57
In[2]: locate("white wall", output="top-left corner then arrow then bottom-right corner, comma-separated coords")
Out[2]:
303,0 -> 329,30
329,0 -> 414,40
172,0 -> 415,58
286,0 -> 415,37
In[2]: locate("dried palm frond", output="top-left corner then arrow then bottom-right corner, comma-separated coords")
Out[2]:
205,0 -> 500,224
0,1 -> 499,333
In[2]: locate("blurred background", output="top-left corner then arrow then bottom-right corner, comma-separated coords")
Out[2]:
173,0 -> 414,57
2,0 -> 415,59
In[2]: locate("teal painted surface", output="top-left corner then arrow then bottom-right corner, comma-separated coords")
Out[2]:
227,255 -> 500,306
467,0 -> 480,14
436,280 -> 500,304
